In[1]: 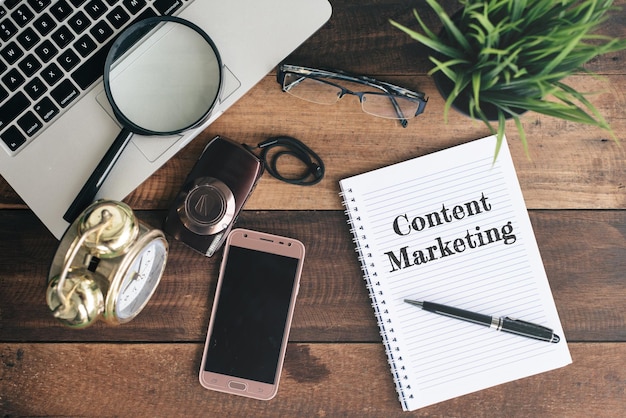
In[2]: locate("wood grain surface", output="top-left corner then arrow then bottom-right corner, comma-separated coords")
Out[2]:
1,0 -> 625,416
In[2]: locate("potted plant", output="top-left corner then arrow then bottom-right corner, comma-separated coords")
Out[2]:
391,0 -> 626,157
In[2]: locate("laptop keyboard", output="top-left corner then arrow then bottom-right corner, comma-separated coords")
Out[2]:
0,0 -> 192,156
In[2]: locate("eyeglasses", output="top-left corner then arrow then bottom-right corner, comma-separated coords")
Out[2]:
277,64 -> 427,127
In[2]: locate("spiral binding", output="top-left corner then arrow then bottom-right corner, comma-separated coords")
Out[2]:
339,187 -> 412,410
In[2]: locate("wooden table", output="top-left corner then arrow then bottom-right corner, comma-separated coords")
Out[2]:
2,1 -> 625,416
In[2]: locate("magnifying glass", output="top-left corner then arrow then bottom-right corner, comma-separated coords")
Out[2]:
64,16 -> 222,223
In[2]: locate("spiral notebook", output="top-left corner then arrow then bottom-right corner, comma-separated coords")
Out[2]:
339,135 -> 572,411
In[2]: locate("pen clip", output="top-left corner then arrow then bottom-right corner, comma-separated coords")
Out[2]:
504,317 -> 554,332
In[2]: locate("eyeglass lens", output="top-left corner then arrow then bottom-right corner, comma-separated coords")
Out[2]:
283,73 -> 341,104
282,73 -> 421,120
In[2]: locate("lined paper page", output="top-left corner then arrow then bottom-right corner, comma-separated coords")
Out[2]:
339,135 -> 571,410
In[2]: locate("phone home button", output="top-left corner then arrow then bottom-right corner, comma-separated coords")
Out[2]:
228,381 -> 247,391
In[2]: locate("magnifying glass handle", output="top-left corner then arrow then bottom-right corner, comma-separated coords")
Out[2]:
63,128 -> 135,223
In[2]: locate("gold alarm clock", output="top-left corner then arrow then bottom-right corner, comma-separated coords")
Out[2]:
47,200 -> 168,328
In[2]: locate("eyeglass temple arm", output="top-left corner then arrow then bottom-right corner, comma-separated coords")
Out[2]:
388,95 -> 409,128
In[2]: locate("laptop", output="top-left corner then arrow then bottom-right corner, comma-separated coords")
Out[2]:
0,0 -> 332,239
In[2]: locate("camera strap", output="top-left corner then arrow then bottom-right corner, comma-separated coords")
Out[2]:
245,136 -> 325,186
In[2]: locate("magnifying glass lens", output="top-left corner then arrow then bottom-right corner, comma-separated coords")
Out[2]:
106,18 -> 222,133
63,17 -> 222,224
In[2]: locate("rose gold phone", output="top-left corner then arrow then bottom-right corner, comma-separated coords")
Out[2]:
199,228 -> 305,400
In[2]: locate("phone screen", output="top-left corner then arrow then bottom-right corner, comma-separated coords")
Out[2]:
203,245 -> 300,384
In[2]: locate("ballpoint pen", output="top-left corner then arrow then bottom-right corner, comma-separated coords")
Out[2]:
404,299 -> 560,343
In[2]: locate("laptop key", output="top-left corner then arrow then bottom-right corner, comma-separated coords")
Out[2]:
50,78 -> 79,107
1,126 -> 26,152
35,39 -> 58,62
74,34 -> 97,57
85,0 -> 108,20
17,27 -> 41,50
33,13 -> 57,36
25,77 -> 48,100
51,25 -> 75,48
1,68 -> 25,91
1,41 -> 24,65
0,92 -> 30,130
124,0 -> 147,15
50,0 -> 73,22
58,49 -> 80,71
90,20 -> 114,43
17,111 -> 43,137
12,4 -> 36,27
28,1 -> 53,14
1,18 -> 19,42
154,0 -> 183,16
18,54 -> 42,77
68,11 -> 90,34
106,6 -> 130,29
34,96 -> 60,122
41,62 -> 63,85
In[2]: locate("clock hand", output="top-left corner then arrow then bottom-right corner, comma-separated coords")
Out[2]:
121,251 -> 147,291
121,271 -> 140,294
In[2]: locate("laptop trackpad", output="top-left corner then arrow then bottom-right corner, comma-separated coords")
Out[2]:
95,90 -> 182,162
95,65 -> 241,162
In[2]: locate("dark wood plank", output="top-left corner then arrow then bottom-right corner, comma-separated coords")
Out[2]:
0,343 -> 623,416
1,210 -> 624,342
286,0 -> 626,75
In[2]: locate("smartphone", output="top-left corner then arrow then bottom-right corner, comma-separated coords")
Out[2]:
199,228 -> 305,400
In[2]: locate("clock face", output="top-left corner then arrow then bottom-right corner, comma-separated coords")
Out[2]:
115,237 -> 168,321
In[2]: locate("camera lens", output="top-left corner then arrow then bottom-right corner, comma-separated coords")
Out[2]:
177,177 -> 236,235
186,185 -> 227,225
